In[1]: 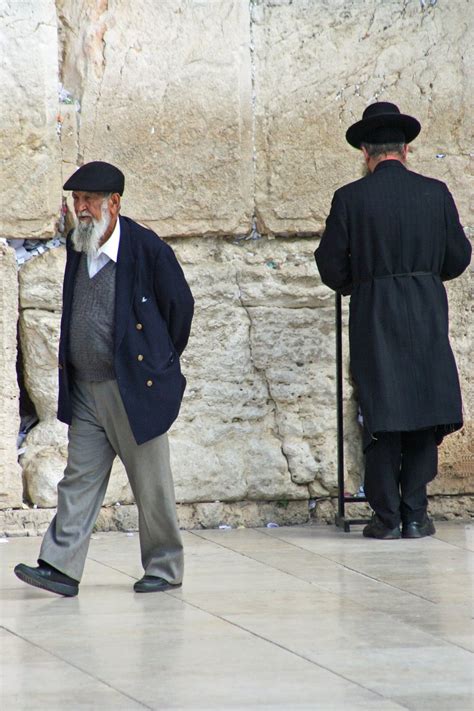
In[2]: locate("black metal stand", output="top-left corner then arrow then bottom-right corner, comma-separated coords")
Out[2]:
334,293 -> 369,532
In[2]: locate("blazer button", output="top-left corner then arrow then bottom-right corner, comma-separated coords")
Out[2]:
146,379 -> 153,387
136,323 -> 143,330
137,354 -> 144,361
58,363 -> 63,370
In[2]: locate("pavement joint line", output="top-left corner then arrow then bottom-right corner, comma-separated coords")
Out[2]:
431,534 -> 474,553
190,528 -> 436,603
89,531 -> 473,655
0,624 -> 153,710
254,527 -> 442,603
6,548 -> 406,707
188,529 -> 474,654
4,529 -> 472,707
163,590 -> 410,710
86,556 -> 140,581
85,547 -> 413,704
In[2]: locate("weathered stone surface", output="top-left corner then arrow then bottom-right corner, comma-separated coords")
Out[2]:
172,236 -> 363,499
57,0 -> 253,236
170,419 -> 309,504
0,244 -> 22,509
16,233 -> 472,514
18,247 -> 66,423
17,236 -> 347,504
434,262 -> 474,494
3,495 -> 472,538
433,422 -> 474,496
21,440 -> 68,508
0,1 -> 61,237
253,0 -> 473,235
0,499 -> 310,538
19,247 -> 66,310
19,309 -> 61,421
428,495 -> 474,521
23,418 -> 67,450
96,499 -> 310,533
0,508 -> 55,538
310,496 -> 474,525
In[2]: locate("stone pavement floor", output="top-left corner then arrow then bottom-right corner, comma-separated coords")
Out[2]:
1,522 -> 473,710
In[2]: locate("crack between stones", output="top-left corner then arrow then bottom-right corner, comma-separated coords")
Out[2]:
234,265 -> 292,480
56,1 -> 110,167
248,1 -> 263,240
91,0 -> 109,153
21,306 -> 61,314
56,4 -> 83,167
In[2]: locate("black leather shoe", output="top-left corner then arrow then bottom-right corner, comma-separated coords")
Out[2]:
14,563 -> 79,597
133,575 -> 182,593
402,516 -> 436,539
363,514 -> 401,540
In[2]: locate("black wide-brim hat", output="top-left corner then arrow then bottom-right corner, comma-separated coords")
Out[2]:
346,102 -> 421,149
63,161 -> 125,195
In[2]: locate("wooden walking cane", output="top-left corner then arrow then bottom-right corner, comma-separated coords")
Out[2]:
334,293 -> 368,531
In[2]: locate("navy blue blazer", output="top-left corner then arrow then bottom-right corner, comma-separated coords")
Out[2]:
57,215 -> 194,444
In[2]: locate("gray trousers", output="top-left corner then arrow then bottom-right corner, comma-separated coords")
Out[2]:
39,379 -> 183,583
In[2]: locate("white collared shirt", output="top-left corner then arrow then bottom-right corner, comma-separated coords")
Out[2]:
87,218 -> 121,278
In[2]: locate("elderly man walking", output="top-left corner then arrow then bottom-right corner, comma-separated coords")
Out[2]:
15,161 -> 194,594
315,103 -> 471,540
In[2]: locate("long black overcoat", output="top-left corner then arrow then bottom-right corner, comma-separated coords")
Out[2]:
57,215 -> 194,444
315,160 -> 471,441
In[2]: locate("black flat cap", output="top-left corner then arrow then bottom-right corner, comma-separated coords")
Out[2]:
63,161 -> 125,195
346,102 -> 421,149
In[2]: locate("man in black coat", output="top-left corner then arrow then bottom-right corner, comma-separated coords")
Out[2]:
15,161 -> 194,594
315,103 -> 471,540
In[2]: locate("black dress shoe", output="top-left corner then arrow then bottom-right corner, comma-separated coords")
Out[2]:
14,563 -> 79,597
402,516 -> 436,539
133,575 -> 182,593
363,514 -> 401,540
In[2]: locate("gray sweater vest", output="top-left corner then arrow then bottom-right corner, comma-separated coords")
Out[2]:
68,255 -> 116,381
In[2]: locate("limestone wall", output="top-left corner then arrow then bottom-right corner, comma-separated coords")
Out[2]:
0,245 -> 22,508
0,0 -> 472,530
0,0 -> 62,238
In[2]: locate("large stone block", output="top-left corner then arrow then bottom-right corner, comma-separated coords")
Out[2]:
16,234 -> 471,512
18,247 -> 66,422
173,237 -> 362,499
0,1 -> 61,237
17,236 -> 329,505
19,246 -> 66,310
0,243 -> 22,508
253,0 -> 473,234
170,421 -> 306,503
19,309 -> 61,421
433,261 -> 474,495
432,423 -> 474,497
57,0 -> 253,236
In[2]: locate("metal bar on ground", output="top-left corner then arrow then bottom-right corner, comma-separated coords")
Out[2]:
336,292 -> 345,521
334,292 -> 369,531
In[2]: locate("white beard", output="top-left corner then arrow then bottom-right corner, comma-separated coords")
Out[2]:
71,202 -> 111,257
